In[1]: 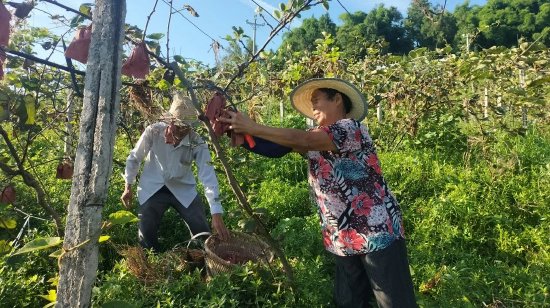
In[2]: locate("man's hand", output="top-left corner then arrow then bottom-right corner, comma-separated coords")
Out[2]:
121,184 -> 133,209
211,213 -> 230,241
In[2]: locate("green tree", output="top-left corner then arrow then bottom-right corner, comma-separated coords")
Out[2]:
452,1 -> 483,51
475,0 -> 550,47
336,6 -> 412,60
279,14 -> 336,53
405,0 -> 458,49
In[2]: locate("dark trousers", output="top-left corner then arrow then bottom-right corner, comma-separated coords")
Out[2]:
138,186 -> 210,251
334,239 -> 417,308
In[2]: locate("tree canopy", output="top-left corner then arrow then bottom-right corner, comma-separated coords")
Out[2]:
277,0 -> 550,56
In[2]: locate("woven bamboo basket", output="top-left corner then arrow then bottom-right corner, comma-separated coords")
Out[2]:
204,231 -> 274,276
171,231 -> 210,272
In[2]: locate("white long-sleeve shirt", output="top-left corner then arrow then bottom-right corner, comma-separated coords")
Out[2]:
123,122 -> 223,214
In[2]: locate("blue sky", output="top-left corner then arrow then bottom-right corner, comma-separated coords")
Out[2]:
26,0 -> 487,67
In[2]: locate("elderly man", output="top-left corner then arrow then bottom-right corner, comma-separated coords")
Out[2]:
220,78 -> 417,308
121,92 -> 229,251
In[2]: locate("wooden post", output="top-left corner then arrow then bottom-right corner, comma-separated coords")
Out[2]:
56,1 -> 126,307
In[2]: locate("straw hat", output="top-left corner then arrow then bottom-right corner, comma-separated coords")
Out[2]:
290,78 -> 367,121
161,91 -> 198,126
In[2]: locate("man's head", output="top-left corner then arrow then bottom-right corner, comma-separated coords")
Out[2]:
161,91 -> 198,127
290,78 -> 367,125
164,122 -> 191,145
161,92 -> 196,145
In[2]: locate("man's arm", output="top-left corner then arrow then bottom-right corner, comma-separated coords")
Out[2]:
193,141 -> 230,240
121,126 -> 154,208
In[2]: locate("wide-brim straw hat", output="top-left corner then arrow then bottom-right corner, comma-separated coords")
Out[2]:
160,91 -> 198,126
290,78 -> 367,121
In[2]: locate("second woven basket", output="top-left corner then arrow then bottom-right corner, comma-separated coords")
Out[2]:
204,231 -> 274,276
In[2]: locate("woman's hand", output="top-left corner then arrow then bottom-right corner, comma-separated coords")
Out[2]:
218,110 -> 258,134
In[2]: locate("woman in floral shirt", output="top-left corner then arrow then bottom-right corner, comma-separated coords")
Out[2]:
221,78 -> 416,307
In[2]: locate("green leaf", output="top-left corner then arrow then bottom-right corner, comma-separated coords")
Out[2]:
0,217 -> 16,229
253,207 -> 269,216
98,235 -> 110,243
322,0 -> 329,10
274,10 -> 281,20
47,276 -> 59,286
0,104 -> 8,122
79,4 -> 92,16
146,33 -> 165,40
173,55 -> 186,64
39,289 -> 57,303
144,40 -> 159,52
24,94 -> 36,125
108,210 -> 139,226
0,240 -> 12,254
155,79 -> 171,91
13,237 -> 62,255
238,219 -> 256,233
49,249 -> 62,258
102,301 -> 138,308
527,76 -> 550,88
409,48 -> 427,58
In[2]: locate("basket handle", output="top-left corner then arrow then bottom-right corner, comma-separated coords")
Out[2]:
186,231 -> 211,250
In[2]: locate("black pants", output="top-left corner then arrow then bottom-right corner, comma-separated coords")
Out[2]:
333,239 -> 417,308
138,186 -> 210,251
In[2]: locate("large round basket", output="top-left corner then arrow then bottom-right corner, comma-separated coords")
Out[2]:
204,231 -> 274,276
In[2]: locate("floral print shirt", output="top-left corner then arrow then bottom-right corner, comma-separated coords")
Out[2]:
307,119 -> 404,256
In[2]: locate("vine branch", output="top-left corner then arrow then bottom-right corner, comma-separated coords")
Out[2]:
0,127 -> 64,235
169,62 -> 295,284
223,0 -> 324,92
166,0 -> 173,62
142,0 -> 160,41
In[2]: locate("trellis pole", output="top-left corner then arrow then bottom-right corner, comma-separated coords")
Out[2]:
519,69 -> 528,129
483,87 -> 489,119
377,102 -> 384,123
280,100 -> 284,123
56,1 -> 126,307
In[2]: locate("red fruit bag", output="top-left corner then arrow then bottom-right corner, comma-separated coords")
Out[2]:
121,42 -> 150,79
0,185 -> 16,204
56,159 -> 74,180
65,24 -> 92,64
0,2 -> 11,47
